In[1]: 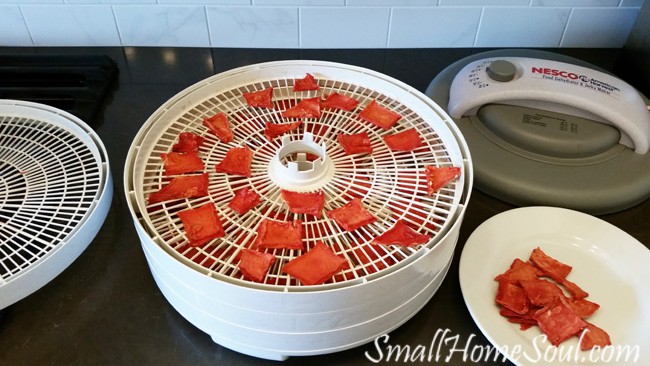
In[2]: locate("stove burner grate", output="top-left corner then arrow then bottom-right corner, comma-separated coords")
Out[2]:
0,55 -> 118,124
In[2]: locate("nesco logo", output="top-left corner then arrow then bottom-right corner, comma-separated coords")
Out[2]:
531,66 -> 620,93
531,66 -> 582,80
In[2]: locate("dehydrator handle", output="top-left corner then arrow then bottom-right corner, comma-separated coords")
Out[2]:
448,57 -> 650,154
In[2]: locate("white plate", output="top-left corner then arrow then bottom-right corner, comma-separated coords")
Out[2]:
459,206 -> 650,366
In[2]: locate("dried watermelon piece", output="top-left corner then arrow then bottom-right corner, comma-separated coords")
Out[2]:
425,166 -> 461,196
372,220 -> 430,247
177,203 -> 224,247
500,306 -> 540,320
238,249 -> 276,283
358,100 -> 401,130
293,73 -> 320,91
327,198 -> 377,232
383,128 -> 424,152
511,318 -> 539,331
519,278 -> 564,307
500,307 -> 540,330
579,322 -> 612,351
281,189 -> 325,217
161,151 -> 204,176
560,277 -> 589,300
215,146 -> 253,177
496,279 -> 530,315
494,258 -> 541,284
321,92 -> 359,111
264,121 -> 302,141
228,187 -> 261,215
281,97 -> 321,119
203,112 -> 234,143
496,248 -> 608,350
254,219 -> 304,250
533,296 -> 588,346
529,247 -> 573,282
243,87 -> 274,109
172,132 -> 204,153
566,297 -> 600,319
282,242 -> 348,285
148,173 -> 209,204
338,132 -> 373,155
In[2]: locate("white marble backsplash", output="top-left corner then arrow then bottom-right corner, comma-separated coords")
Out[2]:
0,0 -> 644,47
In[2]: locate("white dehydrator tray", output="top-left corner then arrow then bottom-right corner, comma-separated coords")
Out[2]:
124,60 -> 472,360
0,99 -> 112,310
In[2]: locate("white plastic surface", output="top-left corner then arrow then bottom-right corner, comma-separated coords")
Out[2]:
448,57 -> 650,154
0,100 -> 112,310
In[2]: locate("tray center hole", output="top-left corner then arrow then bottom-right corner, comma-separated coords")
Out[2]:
268,133 -> 334,191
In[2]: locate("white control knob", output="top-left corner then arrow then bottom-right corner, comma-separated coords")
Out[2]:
448,57 -> 650,154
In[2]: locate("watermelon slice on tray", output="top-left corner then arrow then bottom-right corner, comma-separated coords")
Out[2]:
281,97 -> 321,119
358,100 -> 401,130
264,121 -> 302,141
243,87 -> 274,109
372,220 -> 430,247
238,249 -> 276,283
327,198 -> 377,232
228,187 -> 262,215
338,132 -> 373,155
425,166 -> 461,196
172,132 -> 204,153
293,73 -> 320,92
215,146 -> 253,177
383,128 -> 424,152
281,190 -> 325,218
148,173 -> 209,204
254,219 -> 304,250
322,92 -> 359,111
282,242 -> 348,285
177,203 -> 225,247
161,151 -> 204,176
203,112 -> 234,143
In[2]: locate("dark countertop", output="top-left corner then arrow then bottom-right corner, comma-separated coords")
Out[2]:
0,47 -> 648,365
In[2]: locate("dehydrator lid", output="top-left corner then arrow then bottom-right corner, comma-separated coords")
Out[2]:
0,99 -> 113,310
125,60 -> 472,291
426,49 -> 650,215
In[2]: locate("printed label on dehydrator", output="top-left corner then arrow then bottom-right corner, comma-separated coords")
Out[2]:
530,66 -> 622,100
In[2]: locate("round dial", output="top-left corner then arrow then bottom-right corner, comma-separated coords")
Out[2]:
486,60 -> 516,82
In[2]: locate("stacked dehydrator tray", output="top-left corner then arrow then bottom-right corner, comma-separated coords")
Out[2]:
0,99 -> 112,311
124,61 -> 473,360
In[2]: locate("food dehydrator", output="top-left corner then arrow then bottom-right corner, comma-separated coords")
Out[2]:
124,61 -> 472,360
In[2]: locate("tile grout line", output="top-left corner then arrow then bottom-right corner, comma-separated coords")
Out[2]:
204,6 -> 213,47
17,5 -> 36,46
297,6 -> 302,48
111,5 -> 124,47
385,7 -> 393,48
558,7 -> 574,47
472,6 -> 485,48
